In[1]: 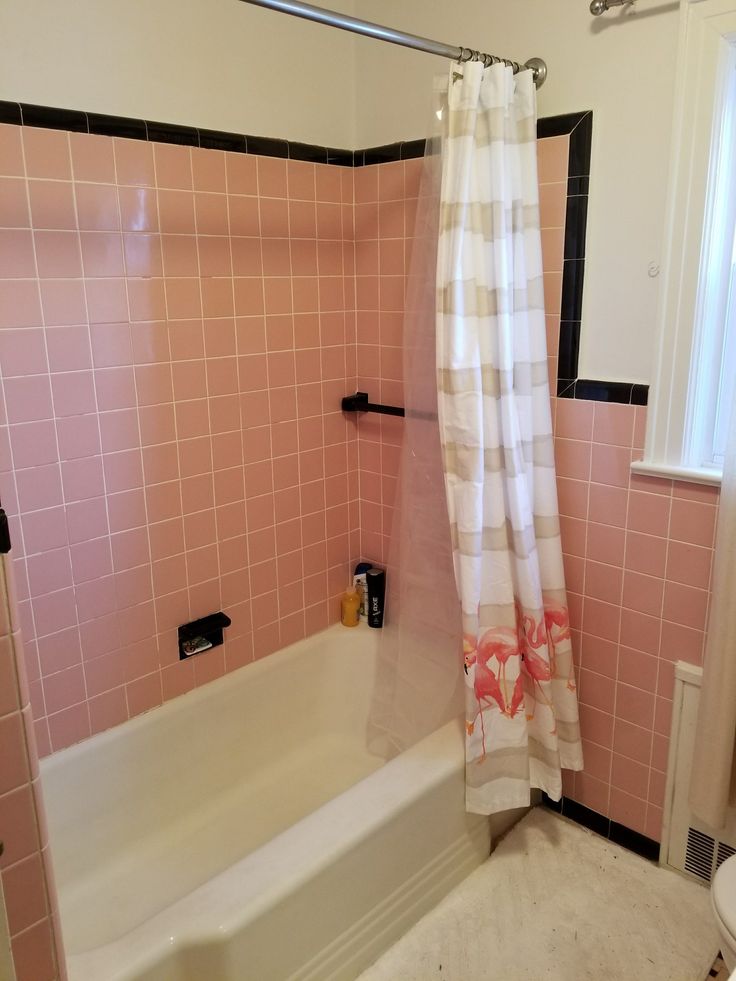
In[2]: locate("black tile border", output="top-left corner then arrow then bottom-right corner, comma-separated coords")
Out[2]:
541,110 -> 649,408
0,98 -> 645,405
541,793 -> 661,862
0,98 -> 424,170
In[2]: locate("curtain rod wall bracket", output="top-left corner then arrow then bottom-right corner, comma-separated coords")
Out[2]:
239,0 -> 548,87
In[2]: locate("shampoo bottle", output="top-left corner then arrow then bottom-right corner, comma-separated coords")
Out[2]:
366,568 -> 385,628
340,587 -> 360,627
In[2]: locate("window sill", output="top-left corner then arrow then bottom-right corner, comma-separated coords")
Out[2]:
630,459 -> 722,486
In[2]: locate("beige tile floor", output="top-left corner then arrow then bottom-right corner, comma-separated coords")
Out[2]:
358,808 -> 720,981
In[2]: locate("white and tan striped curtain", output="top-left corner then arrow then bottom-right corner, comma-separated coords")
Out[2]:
436,61 -> 584,815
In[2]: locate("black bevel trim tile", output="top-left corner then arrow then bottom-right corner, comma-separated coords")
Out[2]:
575,379 -> 634,404
558,322 -> 581,381
145,120 -> 199,147
609,821 -> 660,862
401,139 -> 427,160
286,140 -> 327,164
246,134 -> 289,159
537,110 -> 590,140
198,128 -> 247,153
0,101 -> 22,126
561,259 -> 585,322
326,147 -> 354,167
567,175 -> 589,196
541,797 -> 659,861
631,384 -> 649,406
557,379 -> 576,399
561,797 -> 612,839
21,103 -> 89,133
540,792 -> 563,813
564,195 -> 588,262
88,112 -> 147,141
362,143 -> 404,165
569,111 -> 593,179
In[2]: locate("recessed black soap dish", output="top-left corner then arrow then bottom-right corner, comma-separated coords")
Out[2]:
178,611 -> 231,660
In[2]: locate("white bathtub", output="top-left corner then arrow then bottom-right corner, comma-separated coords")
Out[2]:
41,624 -> 491,981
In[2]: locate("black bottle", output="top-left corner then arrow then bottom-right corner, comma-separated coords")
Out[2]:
366,568 -> 385,628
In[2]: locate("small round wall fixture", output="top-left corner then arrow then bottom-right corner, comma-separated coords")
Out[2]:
525,58 -> 548,87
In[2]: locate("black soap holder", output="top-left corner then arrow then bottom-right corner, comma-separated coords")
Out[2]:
178,612 -> 231,660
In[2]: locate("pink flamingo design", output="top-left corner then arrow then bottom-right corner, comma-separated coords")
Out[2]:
477,626 -> 520,715
515,601 -> 557,733
544,599 -> 576,692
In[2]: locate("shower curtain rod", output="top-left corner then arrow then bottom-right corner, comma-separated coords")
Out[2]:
239,0 -> 548,87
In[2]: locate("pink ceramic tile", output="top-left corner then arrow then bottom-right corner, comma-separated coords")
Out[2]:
613,718 -> 652,766
119,186 -> 158,232
621,570 -> 664,618
39,280 -> 86,327
590,443 -> 631,488
0,229 -> 36,278
114,138 -> 155,187
24,127 -> 71,180
669,498 -> 716,548
592,403 -> 635,447
4,377 -> 53,424
191,147 -> 226,192
627,490 -> 670,538
154,142 -> 192,190
88,687 -> 128,735
46,324 -> 92,372
70,132 -> 116,183
0,328 -> 47,376
51,371 -> 96,417
584,561 -> 623,606
624,531 -> 667,579
662,580 -> 708,631
665,540 -> 712,589
0,124 -> 24,177
537,135 -> 570,184
47,701 -> 91,751
609,787 -> 647,835
79,231 -> 125,278
615,682 -> 655,729
75,182 -> 121,231
0,177 -> 30,228
659,618 -> 704,664
9,420 -> 59,471
194,192 -> 228,237
28,179 -> 76,229
0,280 -> 42,329
586,522 -> 625,567
0,712 -> 30,795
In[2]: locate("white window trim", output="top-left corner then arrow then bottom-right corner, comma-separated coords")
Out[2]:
637,0 -> 736,486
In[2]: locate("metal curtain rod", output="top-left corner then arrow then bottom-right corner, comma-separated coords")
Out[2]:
239,0 -> 548,87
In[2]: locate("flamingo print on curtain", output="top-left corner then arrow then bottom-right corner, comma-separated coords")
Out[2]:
436,61 -> 584,815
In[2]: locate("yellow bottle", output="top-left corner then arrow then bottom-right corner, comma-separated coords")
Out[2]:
341,587 -> 360,627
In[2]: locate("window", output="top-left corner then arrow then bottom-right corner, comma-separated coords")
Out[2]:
635,0 -> 736,485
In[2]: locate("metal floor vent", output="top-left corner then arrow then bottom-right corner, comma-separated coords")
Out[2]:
684,827 -> 716,881
717,841 -> 736,870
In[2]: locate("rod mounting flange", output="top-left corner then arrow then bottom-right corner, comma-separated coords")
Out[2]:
525,58 -> 547,88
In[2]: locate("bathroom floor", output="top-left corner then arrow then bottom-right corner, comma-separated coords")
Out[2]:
357,807 -> 719,981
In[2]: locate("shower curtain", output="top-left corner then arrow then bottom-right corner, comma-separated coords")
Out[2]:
436,61 -> 583,814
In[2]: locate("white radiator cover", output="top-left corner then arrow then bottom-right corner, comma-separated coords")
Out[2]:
663,661 -> 736,882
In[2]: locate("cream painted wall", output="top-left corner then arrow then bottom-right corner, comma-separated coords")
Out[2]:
0,0 -> 357,148
352,0 -> 681,385
1,0 -> 680,382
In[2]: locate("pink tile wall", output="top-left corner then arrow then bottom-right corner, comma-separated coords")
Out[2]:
355,131 -> 713,842
0,122 -> 361,755
0,554 -> 66,981
556,401 -> 717,841
353,158 -> 420,566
